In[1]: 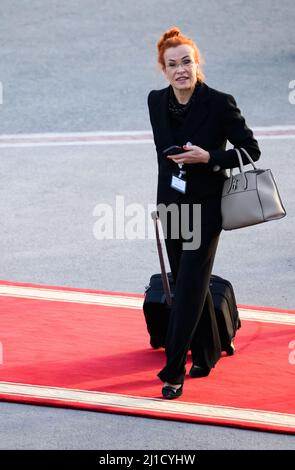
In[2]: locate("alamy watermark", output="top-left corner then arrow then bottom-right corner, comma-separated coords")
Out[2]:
93,195 -> 202,250
288,339 -> 295,365
0,81 -> 3,105
288,80 -> 295,104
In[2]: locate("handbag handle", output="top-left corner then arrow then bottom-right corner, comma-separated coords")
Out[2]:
228,148 -> 258,192
151,211 -> 172,306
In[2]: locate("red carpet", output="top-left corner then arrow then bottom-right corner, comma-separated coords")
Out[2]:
0,279 -> 294,434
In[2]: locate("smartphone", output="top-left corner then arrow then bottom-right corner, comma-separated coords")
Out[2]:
162,145 -> 185,158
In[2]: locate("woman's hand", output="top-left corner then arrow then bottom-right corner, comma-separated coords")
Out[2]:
167,144 -> 210,164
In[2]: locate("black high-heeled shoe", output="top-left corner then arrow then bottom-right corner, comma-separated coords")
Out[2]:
189,365 -> 211,378
162,384 -> 183,399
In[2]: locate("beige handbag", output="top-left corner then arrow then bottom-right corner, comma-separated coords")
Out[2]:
221,148 -> 286,230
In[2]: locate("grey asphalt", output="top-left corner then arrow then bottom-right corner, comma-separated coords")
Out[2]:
0,0 -> 295,450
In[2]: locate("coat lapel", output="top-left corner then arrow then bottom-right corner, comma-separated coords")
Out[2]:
176,81 -> 211,144
155,86 -> 175,152
151,82 -> 211,153
156,83 -> 210,152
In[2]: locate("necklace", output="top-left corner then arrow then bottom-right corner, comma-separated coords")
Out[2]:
168,83 -> 199,120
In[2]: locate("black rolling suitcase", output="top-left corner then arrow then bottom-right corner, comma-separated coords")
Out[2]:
143,271 -> 174,349
209,274 -> 241,355
143,211 -> 241,354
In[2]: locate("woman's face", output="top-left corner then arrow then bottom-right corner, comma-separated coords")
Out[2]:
163,44 -> 198,91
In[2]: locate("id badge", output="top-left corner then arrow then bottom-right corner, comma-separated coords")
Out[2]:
170,173 -> 187,194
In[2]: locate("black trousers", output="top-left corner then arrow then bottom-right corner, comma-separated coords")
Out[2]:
157,197 -> 222,384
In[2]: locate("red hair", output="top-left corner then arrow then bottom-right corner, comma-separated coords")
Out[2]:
157,27 -> 205,82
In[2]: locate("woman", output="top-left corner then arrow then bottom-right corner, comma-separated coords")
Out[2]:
147,27 -> 260,399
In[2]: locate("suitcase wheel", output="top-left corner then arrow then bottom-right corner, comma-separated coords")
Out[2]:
225,340 -> 235,356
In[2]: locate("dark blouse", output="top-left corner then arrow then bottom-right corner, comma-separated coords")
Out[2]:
168,82 -> 202,143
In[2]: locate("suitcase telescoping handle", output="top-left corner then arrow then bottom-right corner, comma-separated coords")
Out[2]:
151,211 -> 172,307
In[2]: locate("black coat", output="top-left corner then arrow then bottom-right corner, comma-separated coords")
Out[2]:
147,82 -> 261,206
